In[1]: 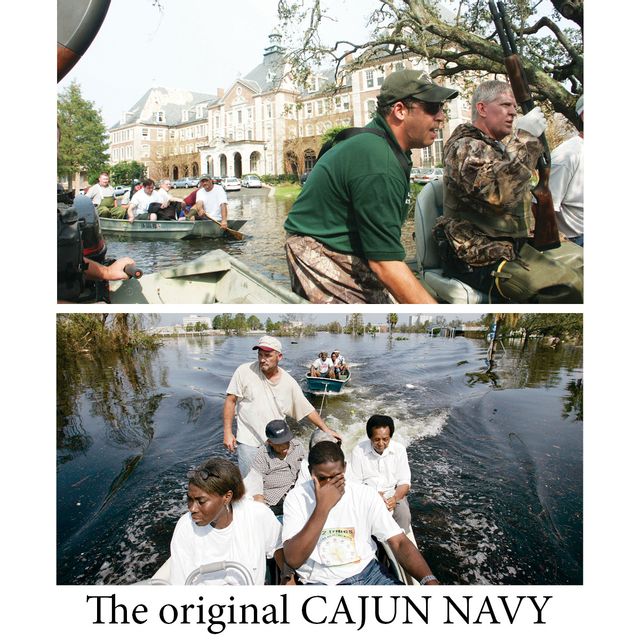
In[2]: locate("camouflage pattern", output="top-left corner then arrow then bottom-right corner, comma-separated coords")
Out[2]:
433,217 -> 517,267
285,235 -> 394,304
444,124 -> 542,245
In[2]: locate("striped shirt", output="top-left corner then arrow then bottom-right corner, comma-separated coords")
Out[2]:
251,438 -> 306,506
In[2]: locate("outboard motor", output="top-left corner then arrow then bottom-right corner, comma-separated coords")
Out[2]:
57,191 -> 109,302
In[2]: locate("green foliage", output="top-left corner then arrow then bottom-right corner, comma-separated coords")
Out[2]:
57,314 -> 160,364
320,125 -> 349,146
110,161 -> 147,185
57,81 -> 109,181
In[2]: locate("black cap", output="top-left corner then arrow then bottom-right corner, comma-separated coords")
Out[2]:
265,419 -> 292,444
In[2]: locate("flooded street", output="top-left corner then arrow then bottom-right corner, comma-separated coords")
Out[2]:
57,332 -> 582,585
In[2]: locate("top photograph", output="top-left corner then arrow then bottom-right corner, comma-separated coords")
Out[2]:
57,0 -> 583,305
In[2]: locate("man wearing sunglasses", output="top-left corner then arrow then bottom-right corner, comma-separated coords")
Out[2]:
284,69 -> 458,304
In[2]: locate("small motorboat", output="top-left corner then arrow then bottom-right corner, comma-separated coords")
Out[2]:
305,370 -> 351,394
99,217 -> 247,240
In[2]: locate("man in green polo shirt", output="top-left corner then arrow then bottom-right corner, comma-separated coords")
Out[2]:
284,69 -> 458,303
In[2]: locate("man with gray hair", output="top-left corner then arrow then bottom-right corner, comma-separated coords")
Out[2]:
435,80 -> 582,302
151,178 -> 184,220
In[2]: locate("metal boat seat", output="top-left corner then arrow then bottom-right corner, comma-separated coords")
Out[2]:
414,179 -> 488,304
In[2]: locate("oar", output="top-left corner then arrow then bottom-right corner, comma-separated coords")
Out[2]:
212,219 -> 244,240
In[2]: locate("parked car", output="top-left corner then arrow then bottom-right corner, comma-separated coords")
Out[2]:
212,176 -> 223,185
222,177 -> 241,192
413,167 -> 443,185
186,176 -> 201,187
172,177 -> 191,188
300,172 -> 310,185
113,185 -> 128,196
241,174 -> 262,188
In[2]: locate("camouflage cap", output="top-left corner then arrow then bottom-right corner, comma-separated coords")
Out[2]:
378,69 -> 458,106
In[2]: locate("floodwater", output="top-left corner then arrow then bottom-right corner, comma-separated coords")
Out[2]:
105,188 -> 417,284
56,332 -> 582,585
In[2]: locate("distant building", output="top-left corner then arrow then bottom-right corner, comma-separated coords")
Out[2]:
108,33 -> 467,180
409,314 -> 433,327
182,315 -> 211,328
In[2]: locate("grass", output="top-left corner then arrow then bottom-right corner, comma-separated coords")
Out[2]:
274,182 -> 302,199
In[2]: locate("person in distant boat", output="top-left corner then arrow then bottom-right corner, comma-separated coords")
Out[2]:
127,178 -> 160,222
282,441 -> 439,585
151,178 -> 184,220
223,336 -> 341,476
168,457 -> 293,585
310,352 -> 334,378
85,171 -> 119,217
189,175 -> 228,228
245,420 -> 306,516
330,350 -> 348,377
349,415 -> 412,533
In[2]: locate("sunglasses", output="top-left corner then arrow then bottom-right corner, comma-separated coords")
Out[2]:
187,468 -> 219,481
405,99 -> 443,115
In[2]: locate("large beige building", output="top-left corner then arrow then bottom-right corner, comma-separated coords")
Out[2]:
108,33 -> 469,181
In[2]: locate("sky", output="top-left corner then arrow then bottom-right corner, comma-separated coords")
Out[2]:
58,0 -> 377,127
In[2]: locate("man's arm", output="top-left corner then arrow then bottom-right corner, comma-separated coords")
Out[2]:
126,201 -> 136,222
219,202 -> 228,229
83,256 -> 134,281
223,394 -> 238,452
386,533 -> 439,584
283,475 -> 345,568
305,409 -> 341,442
368,260 -> 437,303
385,483 -> 410,511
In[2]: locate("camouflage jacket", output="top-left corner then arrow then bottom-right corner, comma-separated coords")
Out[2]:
444,124 -> 542,237
437,123 -> 543,266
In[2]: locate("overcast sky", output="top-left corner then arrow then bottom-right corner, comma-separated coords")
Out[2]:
58,0 -> 377,127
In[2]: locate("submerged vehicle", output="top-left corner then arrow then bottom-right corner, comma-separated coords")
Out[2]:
109,249 -> 306,304
99,217 -> 247,240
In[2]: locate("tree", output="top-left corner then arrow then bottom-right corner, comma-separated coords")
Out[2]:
57,81 -> 109,185
387,313 -> 398,335
277,0 -> 583,127
110,160 -> 147,185
247,315 -> 263,331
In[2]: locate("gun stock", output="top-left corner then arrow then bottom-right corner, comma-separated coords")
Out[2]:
490,0 -> 560,250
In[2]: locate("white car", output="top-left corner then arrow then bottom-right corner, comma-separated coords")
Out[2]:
241,174 -> 262,188
222,177 -> 241,192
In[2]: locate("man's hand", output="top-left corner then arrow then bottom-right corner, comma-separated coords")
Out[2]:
223,432 -> 237,453
313,474 -> 345,513
384,496 -> 397,511
220,220 -> 228,230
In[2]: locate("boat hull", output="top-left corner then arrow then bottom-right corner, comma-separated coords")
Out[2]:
99,217 -> 246,240
109,249 -> 306,304
305,372 -> 351,393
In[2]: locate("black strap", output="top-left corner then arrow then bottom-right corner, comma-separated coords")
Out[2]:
317,127 -> 411,180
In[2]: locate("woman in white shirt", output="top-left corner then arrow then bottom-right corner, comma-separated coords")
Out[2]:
169,457 -> 290,585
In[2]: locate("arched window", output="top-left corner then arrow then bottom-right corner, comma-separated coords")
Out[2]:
304,149 -> 316,173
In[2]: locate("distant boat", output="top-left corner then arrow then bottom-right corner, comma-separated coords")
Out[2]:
99,217 -> 246,240
305,371 -> 351,393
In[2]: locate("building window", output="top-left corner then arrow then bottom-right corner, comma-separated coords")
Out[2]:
266,104 -> 272,119
304,149 -> 316,172
157,130 -> 164,140
237,110 -> 242,124
377,75 -> 384,86
141,128 -> 148,138
317,100 -> 324,115
365,70 -> 374,88
366,99 -> 376,118
395,62 -> 404,72
306,103 -> 313,117
153,111 -> 165,123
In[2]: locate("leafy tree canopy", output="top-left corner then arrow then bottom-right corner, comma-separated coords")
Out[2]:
277,0 -> 583,126
110,161 -> 147,185
57,81 -> 109,180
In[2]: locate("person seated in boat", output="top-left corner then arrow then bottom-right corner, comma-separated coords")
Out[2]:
86,171 -> 119,218
151,178 -> 184,221
169,457 -> 294,585
127,179 -> 160,222
244,419 -> 306,517
189,175 -> 228,229
349,415 -> 412,533
330,350 -> 348,378
180,183 -> 201,220
310,352 -> 334,378
282,441 -> 439,585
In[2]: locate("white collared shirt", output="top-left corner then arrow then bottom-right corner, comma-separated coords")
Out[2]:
349,438 -> 411,495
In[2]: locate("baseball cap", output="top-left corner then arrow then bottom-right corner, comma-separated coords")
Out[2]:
199,174 -> 212,182
575,95 -> 584,117
265,419 -> 293,444
378,69 -> 458,106
252,335 -> 282,353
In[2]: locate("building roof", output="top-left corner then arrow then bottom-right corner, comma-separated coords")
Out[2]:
110,87 -> 217,130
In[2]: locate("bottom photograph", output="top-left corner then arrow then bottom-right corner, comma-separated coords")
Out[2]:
56,312 -> 583,586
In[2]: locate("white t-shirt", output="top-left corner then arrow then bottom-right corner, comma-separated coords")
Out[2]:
349,439 -> 411,496
196,185 -> 228,221
282,480 -> 403,584
549,135 -> 583,238
129,189 -> 161,216
312,357 -> 332,374
86,183 -> 115,205
226,361 -> 315,447
169,498 -> 282,585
